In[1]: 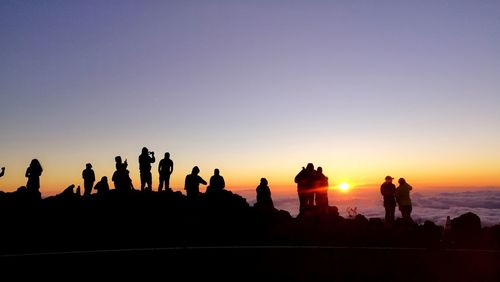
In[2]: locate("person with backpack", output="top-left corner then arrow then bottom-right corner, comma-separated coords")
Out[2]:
395,177 -> 413,223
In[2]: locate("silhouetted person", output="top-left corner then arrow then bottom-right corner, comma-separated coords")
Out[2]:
94,176 -> 110,195
184,166 -> 207,200
208,168 -> 225,193
380,175 -> 396,224
255,177 -> 274,210
315,167 -> 329,208
82,163 -> 95,197
139,147 -> 155,191
112,156 -> 133,191
115,156 -> 124,170
294,163 -> 317,213
0,167 -> 5,178
25,159 -> 43,194
396,177 -> 413,223
158,152 -> 174,192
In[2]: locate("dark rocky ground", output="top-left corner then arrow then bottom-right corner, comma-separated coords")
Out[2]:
1,186 -> 499,281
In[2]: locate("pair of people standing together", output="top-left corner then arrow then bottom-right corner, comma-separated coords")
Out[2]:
138,148 -> 174,192
380,176 -> 413,224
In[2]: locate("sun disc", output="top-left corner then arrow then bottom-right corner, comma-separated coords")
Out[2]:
339,182 -> 350,191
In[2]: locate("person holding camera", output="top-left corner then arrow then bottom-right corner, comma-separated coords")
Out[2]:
139,147 -> 155,192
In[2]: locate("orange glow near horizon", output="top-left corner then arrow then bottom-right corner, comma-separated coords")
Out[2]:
1,149 -> 500,197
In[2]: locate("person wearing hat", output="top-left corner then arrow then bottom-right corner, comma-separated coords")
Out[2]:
82,163 -> 95,197
395,177 -> 413,223
380,175 -> 396,224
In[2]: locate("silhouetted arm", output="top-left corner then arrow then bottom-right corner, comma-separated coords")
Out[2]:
170,160 -> 174,175
0,167 -> 4,177
25,167 -> 30,178
158,160 -> 163,174
221,177 -> 225,189
199,176 -> 207,185
150,155 -> 155,163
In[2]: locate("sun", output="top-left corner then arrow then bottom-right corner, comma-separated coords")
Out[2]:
339,182 -> 350,191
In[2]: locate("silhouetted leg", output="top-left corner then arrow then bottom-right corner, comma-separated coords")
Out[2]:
145,172 -> 152,190
385,204 -> 396,224
323,189 -> 329,207
306,190 -> 315,208
140,172 -> 146,191
165,174 -> 171,191
389,205 -> 395,223
158,175 -> 164,192
84,182 -> 93,196
298,190 -> 307,213
401,205 -> 413,223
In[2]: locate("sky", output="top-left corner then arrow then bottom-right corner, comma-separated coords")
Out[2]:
1,0 -> 500,196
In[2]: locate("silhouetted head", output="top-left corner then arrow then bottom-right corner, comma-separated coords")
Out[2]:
306,163 -> 314,170
214,168 -> 220,176
317,167 -> 323,173
142,147 -> 148,154
385,175 -> 394,183
165,152 -> 170,159
86,163 -> 92,169
398,178 -> 406,184
101,176 -> 108,182
260,178 -> 268,186
115,156 -> 122,164
30,159 -> 42,170
192,166 -> 200,175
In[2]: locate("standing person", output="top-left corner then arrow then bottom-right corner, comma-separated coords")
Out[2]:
255,177 -> 274,210
139,147 -> 155,191
0,167 -> 5,178
294,163 -> 317,214
315,167 -> 329,208
112,156 -> 133,191
25,159 -> 43,198
82,163 -> 95,197
158,152 -> 174,192
184,166 -> 207,200
208,168 -> 225,193
380,175 -> 396,224
395,178 -> 413,223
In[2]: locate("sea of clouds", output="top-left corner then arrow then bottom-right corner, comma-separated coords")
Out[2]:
242,189 -> 500,227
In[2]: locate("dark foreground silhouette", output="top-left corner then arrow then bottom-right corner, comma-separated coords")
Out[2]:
0,185 -> 499,281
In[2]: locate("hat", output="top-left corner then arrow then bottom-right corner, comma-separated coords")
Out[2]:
385,176 -> 394,180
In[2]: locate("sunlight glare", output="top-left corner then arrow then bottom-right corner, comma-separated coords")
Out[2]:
339,182 -> 350,191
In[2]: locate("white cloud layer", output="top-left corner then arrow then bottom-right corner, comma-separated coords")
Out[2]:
244,189 -> 500,227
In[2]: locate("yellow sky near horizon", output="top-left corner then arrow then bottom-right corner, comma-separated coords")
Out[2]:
1,152 -> 499,197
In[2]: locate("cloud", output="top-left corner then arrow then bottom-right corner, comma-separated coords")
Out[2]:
413,190 -> 500,209
268,189 -> 500,227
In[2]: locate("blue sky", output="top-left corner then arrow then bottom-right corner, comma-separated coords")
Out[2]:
1,1 -> 500,193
